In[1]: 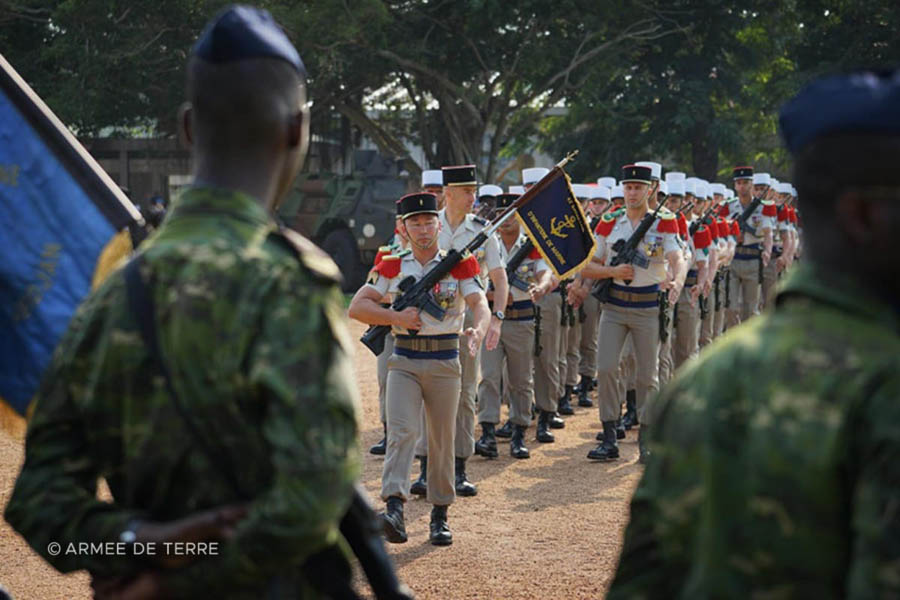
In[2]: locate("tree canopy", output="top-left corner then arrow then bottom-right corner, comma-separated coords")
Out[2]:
2,0 -> 898,182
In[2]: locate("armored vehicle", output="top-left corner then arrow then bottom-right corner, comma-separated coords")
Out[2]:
277,150 -> 407,291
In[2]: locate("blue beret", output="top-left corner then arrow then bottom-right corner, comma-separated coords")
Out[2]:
192,5 -> 306,76
779,69 -> 900,153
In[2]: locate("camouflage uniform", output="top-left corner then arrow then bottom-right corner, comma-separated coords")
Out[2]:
608,263 -> 900,598
5,188 -> 361,598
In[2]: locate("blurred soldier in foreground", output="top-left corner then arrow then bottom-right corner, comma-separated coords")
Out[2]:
609,69 -> 900,598
5,7 -> 370,598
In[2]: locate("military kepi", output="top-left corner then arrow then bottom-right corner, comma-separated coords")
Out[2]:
495,193 -> 519,210
732,166 -> 754,180
620,164 -> 653,184
399,192 -> 439,218
192,5 -> 306,76
442,165 -> 477,187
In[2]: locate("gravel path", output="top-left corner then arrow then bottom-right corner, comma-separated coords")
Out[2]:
0,319 -> 641,599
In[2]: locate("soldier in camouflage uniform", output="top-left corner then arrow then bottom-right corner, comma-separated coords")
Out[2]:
5,8 -> 363,598
608,69 -> 900,598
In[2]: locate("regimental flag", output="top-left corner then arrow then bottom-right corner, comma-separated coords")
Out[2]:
0,55 -> 143,418
514,167 -> 596,279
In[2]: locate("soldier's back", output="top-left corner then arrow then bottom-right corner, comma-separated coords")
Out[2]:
609,262 -> 900,598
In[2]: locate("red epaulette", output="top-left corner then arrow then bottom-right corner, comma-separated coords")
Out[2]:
693,226 -> 712,250
789,207 -> 798,223
677,214 -> 688,237
528,246 -> 542,260
451,253 -> 481,279
373,249 -> 389,267
717,219 -> 729,238
374,255 -> 402,278
718,204 -> 731,218
656,214 -> 679,234
762,202 -> 777,217
594,212 -> 617,236
777,206 -> 788,222
730,221 -> 740,236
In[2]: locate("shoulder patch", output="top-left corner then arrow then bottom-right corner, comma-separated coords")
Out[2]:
451,253 -> 481,279
718,204 -> 730,218
374,255 -> 402,279
276,226 -> 342,283
730,220 -> 740,236
716,219 -> 729,238
761,200 -> 777,217
777,206 -> 788,222
656,213 -> 679,234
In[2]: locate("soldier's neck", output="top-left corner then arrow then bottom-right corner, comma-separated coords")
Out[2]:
412,244 -> 440,265
626,204 -> 648,223
500,231 -> 519,250
739,194 -> 752,207
192,159 -> 277,210
445,207 -> 467,229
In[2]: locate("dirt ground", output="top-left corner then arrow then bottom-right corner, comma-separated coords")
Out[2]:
0,318 -> 642,599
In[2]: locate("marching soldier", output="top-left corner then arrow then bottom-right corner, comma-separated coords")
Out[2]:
575,185 -> 613,406
475,193 -> 552,459
422,169 -> 443,207
724,168 -> 776,327
412,165 -> 507,498
348,192 -> 490,546
571,164 -> 686,462
371,200 -> 410,455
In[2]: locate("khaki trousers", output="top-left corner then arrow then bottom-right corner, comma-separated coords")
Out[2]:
673,287 -> 700,370
376,333 -> 395,424
414,310 -> 478,459
533,293 -> 562,412
725,257 -> 761,328
566,312 -> 581,388
382,354 -> 461,506
578,293 -> 601,378
621,334 -> 636,390
478,318 -> 535,427
699,297 -> 715,348
596,305 -> 660,426
657,300 -> 675,386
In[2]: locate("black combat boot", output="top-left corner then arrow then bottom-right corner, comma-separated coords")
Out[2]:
616,418 -> 626,440
577,375 -> 593,407
510,424 -> 530,459
550,411 -> 565,429
558,387 -> 574,415
495,419 -> 513,439
369,423 -> 387,455
474,422 -> 499,458
381,496 -> 407,543
536,410 -> 555,443
429,505 -> 453,546
622,389 -> 638,429
638,425 -> 651,464
587,421 -> 619,461
410,456 -> 427,496
455,457 -> 477,497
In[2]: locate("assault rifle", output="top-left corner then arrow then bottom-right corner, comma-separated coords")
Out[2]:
591,182 -> 662,302
360,151 -> 579,355
506,238 -> 535,292
735,186 -> 771,236
689,201 -> 720,237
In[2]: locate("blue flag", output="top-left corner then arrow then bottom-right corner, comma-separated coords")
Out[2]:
0,56 -> 142,416
515,168 -> 596,279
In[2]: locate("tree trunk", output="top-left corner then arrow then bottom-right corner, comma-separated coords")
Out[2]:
690,122 -> 719,182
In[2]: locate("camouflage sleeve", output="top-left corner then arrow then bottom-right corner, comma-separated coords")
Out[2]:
4,300 -> 147,577
160,267 -> 361,595
846,372 -> 900,598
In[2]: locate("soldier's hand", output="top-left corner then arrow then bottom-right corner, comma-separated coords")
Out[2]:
393,307 -> 422,331
761,250 -> 771,267
92,572 -> 163,600
529,283 -> 545,303
484,320 -> 501,351
776,256 -> 786,272
566,284 -> 587,308
689,284 -> 701,306
135,504 -> 247,569
702,279 -> 712,297
668,283 -> 683,305
612,264 -> 634,280
464,327 -> 484,356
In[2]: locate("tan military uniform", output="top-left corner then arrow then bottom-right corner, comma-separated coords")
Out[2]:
478,234 -> 547,427
594,211 -> 680,426
724,199 -> 775,326
367,250 -> 482,506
